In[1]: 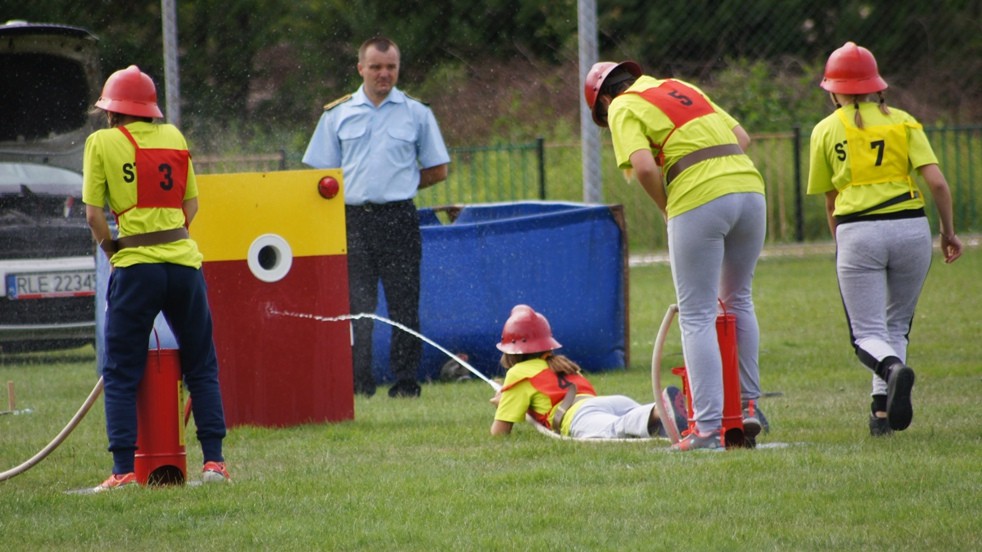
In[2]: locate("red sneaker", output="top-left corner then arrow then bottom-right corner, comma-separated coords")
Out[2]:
202,461 -> 231,483
94,472 -> 138,492
670,429 -> 723,452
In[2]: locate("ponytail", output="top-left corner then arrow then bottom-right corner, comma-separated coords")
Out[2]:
545,354 -> 583,376
853,98 -> 864,129
499,351 -> 583,376
877,91 -> 891,116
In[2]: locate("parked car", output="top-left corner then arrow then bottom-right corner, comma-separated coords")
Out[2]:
0,21 -> 102,352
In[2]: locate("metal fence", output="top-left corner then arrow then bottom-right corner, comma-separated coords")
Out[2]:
195,150 -> 288,174
417,125 -> 982,251
195,125 -> 980,252
421,139 -> 547,206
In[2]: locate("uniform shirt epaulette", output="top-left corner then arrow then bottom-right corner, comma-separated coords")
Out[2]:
322,94 -> 353,111
403,92 -> 430,106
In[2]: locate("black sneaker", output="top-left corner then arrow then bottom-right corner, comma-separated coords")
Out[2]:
869,414 -> 892,437
886,364 -> 915,430
388,380 -> 421,398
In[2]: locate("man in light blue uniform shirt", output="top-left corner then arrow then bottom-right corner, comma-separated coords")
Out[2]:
303,36 -> 450,398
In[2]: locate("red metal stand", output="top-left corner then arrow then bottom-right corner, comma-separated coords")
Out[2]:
672,304 -> 746,448
135,348 -> 187,486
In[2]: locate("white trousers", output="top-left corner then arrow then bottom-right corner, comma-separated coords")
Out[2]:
568,395 -> 655,439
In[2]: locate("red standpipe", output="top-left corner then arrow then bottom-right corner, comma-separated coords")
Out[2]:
135,349 -> 187,485
672,304 -> 746,448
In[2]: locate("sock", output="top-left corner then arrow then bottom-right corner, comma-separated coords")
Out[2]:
875,356 -> 903,382
200,438 -> 224,464
112,449 -> 136,474
871,394 -> 887,416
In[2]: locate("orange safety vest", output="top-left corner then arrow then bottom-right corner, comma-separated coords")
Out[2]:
624,79 -> 716,165
114,126 -> 190,219
503,369 -> 597,430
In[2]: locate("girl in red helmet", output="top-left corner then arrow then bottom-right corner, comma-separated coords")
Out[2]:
82,65 -> 230,490
807,42 -> 963,437
489,305 -> 687,440
583,61 -> 767,451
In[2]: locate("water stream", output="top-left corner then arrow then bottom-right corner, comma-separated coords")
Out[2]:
270,308 -> 501,391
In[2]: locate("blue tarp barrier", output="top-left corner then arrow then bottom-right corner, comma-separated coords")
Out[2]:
371,201 -> 628,383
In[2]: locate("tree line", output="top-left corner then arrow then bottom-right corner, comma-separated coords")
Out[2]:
7,0 -> 980,149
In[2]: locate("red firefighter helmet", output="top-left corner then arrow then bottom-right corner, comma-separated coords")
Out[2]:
496,305 -> 562,354
95,65 -> 164,118
820,42 -> 888,95
584,60 -> 642,127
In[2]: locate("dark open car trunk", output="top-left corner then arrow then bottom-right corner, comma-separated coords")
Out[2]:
0,21 -> 102,352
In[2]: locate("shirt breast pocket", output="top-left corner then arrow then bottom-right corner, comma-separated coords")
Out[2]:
337,121 -> 368,143
386,125 -> 418,165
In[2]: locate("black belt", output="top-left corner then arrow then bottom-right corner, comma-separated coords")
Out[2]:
346,199 -> 415,213
834,191 -> 922,225
666,143 -> 745,185
551,392 -> 592,434
835,208 -> 925,225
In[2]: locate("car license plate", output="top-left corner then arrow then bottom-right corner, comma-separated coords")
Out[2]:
6,271 -> 97,300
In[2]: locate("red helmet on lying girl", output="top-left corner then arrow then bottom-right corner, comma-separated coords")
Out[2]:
496,304 -> 562,354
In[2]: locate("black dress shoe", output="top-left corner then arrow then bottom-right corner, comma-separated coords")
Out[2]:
388,380 -> 421,398
354,381 -> 376,397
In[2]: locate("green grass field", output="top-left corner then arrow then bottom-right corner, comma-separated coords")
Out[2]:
1,242 -> 979,551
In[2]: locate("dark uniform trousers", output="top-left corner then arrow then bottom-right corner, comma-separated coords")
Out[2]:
344,200 -> 423,390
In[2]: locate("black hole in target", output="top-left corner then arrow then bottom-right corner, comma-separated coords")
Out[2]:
258,245 -> 279,270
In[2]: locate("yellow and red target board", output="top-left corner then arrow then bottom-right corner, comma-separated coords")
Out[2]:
192,169 -> 352,427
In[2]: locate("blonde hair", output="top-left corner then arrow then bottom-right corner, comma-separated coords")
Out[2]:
499,352 -> 583,376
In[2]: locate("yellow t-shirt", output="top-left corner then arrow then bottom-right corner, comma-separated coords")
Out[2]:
83,121 -> 203,268
608,75 -> 764,218
494,359 -> 556,424
807,103 -> 937,217
494,358 -> 593,436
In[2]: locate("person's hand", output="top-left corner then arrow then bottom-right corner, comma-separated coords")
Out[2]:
940,233 -> 963,264
98,238 -> 118,260
489,390 -> 502,406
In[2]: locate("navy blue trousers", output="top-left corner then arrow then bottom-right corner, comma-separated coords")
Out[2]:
103,263 -> 226,473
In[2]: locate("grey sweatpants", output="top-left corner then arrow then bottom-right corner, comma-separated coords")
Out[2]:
834,217 -> 932,396
568,395 -> 655,439
667,192 -> 766,434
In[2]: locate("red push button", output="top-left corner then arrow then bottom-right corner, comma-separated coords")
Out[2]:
318,176 -> 339,199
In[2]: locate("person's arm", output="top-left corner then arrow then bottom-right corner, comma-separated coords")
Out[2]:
732,124 -> 752,151
85,204 -> 115,259
183,197 -> 199,227
489,388 -> 517,436
918,163 -> 962,263
629,149 -> 667,218
301,111 -> 342,169
490,419 -> 514,436
419,163 -> 448,190
823,191 -> 838,238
